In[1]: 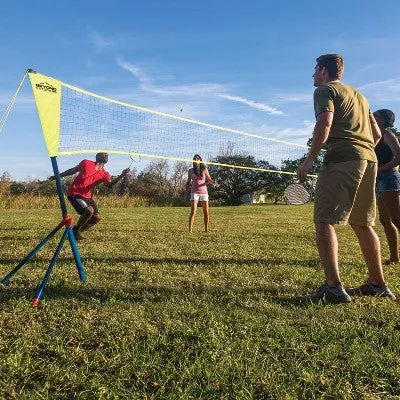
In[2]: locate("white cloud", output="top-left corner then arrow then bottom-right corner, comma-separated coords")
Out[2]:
217,94 -> 283,115
116,57 -> 284,116
303,120 -> 314,128
116,57 -> 153,85
273,91 -> 312,104
117,56 -> 226,98
143,82 -> 226,97
274,125 -> 312,143
90,30 -> 113,52
357,79 -> 400,102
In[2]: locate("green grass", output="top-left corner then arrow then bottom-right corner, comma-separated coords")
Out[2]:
0,205 -> 399,399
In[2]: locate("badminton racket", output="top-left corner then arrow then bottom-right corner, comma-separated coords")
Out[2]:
283,183 -> 311,205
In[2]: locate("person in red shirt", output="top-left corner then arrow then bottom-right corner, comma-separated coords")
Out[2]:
56,153 -> 129,240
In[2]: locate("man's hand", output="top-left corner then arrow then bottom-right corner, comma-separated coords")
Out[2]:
297,159 -> 313,180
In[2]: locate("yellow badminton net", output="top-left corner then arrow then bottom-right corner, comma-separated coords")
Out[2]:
29,70 -> 310,175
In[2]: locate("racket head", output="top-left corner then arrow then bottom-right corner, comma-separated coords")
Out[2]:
283,183 -> 311,205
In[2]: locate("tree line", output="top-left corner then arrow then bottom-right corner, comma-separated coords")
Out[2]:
0,143 -> 321,206
0,136 -> 339,206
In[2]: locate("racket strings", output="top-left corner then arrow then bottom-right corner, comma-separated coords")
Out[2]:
284,183 -> 311,205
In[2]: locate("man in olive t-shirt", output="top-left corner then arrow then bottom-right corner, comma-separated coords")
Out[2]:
297,53 -> 395,303
314,81 -> 377,164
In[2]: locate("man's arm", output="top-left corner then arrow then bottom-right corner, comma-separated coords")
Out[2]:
297,111 -> 333,180
370,113 -> 382,146
49,165 -> 80,180
103,168 -> 130,188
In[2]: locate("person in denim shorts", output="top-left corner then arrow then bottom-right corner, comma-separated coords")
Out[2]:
373,109 -> 400,264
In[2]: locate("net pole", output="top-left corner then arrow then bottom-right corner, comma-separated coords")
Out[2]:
32,228 -> 69,306
51,156 -> 68,215
0,224 -> 63,285
50,156 -> 86,282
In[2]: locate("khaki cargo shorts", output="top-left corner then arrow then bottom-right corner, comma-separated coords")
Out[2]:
314,160 -> 377,226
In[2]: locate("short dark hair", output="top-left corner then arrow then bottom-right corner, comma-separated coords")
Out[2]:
374,109 -> 396,128
96,152 -> 108,163
316,54 -> 344,80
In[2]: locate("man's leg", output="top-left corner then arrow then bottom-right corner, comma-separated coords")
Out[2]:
302,222 -> 350,303
315,222 -> 341,286
351,225 -> 385,286
76,198 -> 101,233
80,214 -> 101,232
74,206 -> 94,231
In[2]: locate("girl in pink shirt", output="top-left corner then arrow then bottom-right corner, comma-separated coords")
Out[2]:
185,154 -> 215,233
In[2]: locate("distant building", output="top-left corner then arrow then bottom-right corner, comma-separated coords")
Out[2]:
240,189 -> 267,204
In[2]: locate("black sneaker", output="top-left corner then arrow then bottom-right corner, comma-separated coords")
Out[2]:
301,283 -> 352,304
347,280 -> 396,300
72,227 -> 84,241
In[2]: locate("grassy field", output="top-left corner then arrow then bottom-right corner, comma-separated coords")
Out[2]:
0,205 -> 399,399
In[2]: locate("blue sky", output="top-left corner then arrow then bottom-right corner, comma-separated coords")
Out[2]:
1,0 -> 400,180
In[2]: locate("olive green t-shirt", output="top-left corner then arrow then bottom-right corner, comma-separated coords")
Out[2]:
314,81 -> 377,163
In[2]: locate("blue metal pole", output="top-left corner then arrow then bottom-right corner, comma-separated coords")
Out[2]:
51,156 -> 69,214
32,227 -> 69,306
67,227 -> 86,282
1,224 -> 63,285
50,156 -> 85,281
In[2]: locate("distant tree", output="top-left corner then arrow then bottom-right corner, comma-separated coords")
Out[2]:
280,137 -> 324,177
30,179 -> 59,195
1,172 -> 11,182
208,154 -> 280,205
9,182 -> 27,195
0,172 -> 11,196
117,169 -> 136,196
130,160 -> 172,198
169,161 -> 187,197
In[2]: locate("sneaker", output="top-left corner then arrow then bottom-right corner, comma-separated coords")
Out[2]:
301,283 -> 352,304
347,280 -> 396,300
72,227 -> 84,241
383,259 -> 400,266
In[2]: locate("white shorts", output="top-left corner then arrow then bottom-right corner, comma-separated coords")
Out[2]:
190,193 -> 209,202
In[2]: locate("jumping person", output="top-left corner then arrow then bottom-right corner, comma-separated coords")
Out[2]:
297,54 -> 395,303
185,154 -> 215,233
53,153 -> 129,240
373,109 -> 400,265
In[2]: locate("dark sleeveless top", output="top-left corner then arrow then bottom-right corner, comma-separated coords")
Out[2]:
375,132 -> 393,168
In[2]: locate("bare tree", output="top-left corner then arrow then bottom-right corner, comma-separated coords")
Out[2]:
170,161 -> 188,196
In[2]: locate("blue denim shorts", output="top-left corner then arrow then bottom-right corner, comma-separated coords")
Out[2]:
376,170 -> 400,196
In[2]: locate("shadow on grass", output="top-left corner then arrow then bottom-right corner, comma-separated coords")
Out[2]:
0,256 -> 321,269
0,255 -> 322,308
0,227 -> 28,231
0,278 -> 311,308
